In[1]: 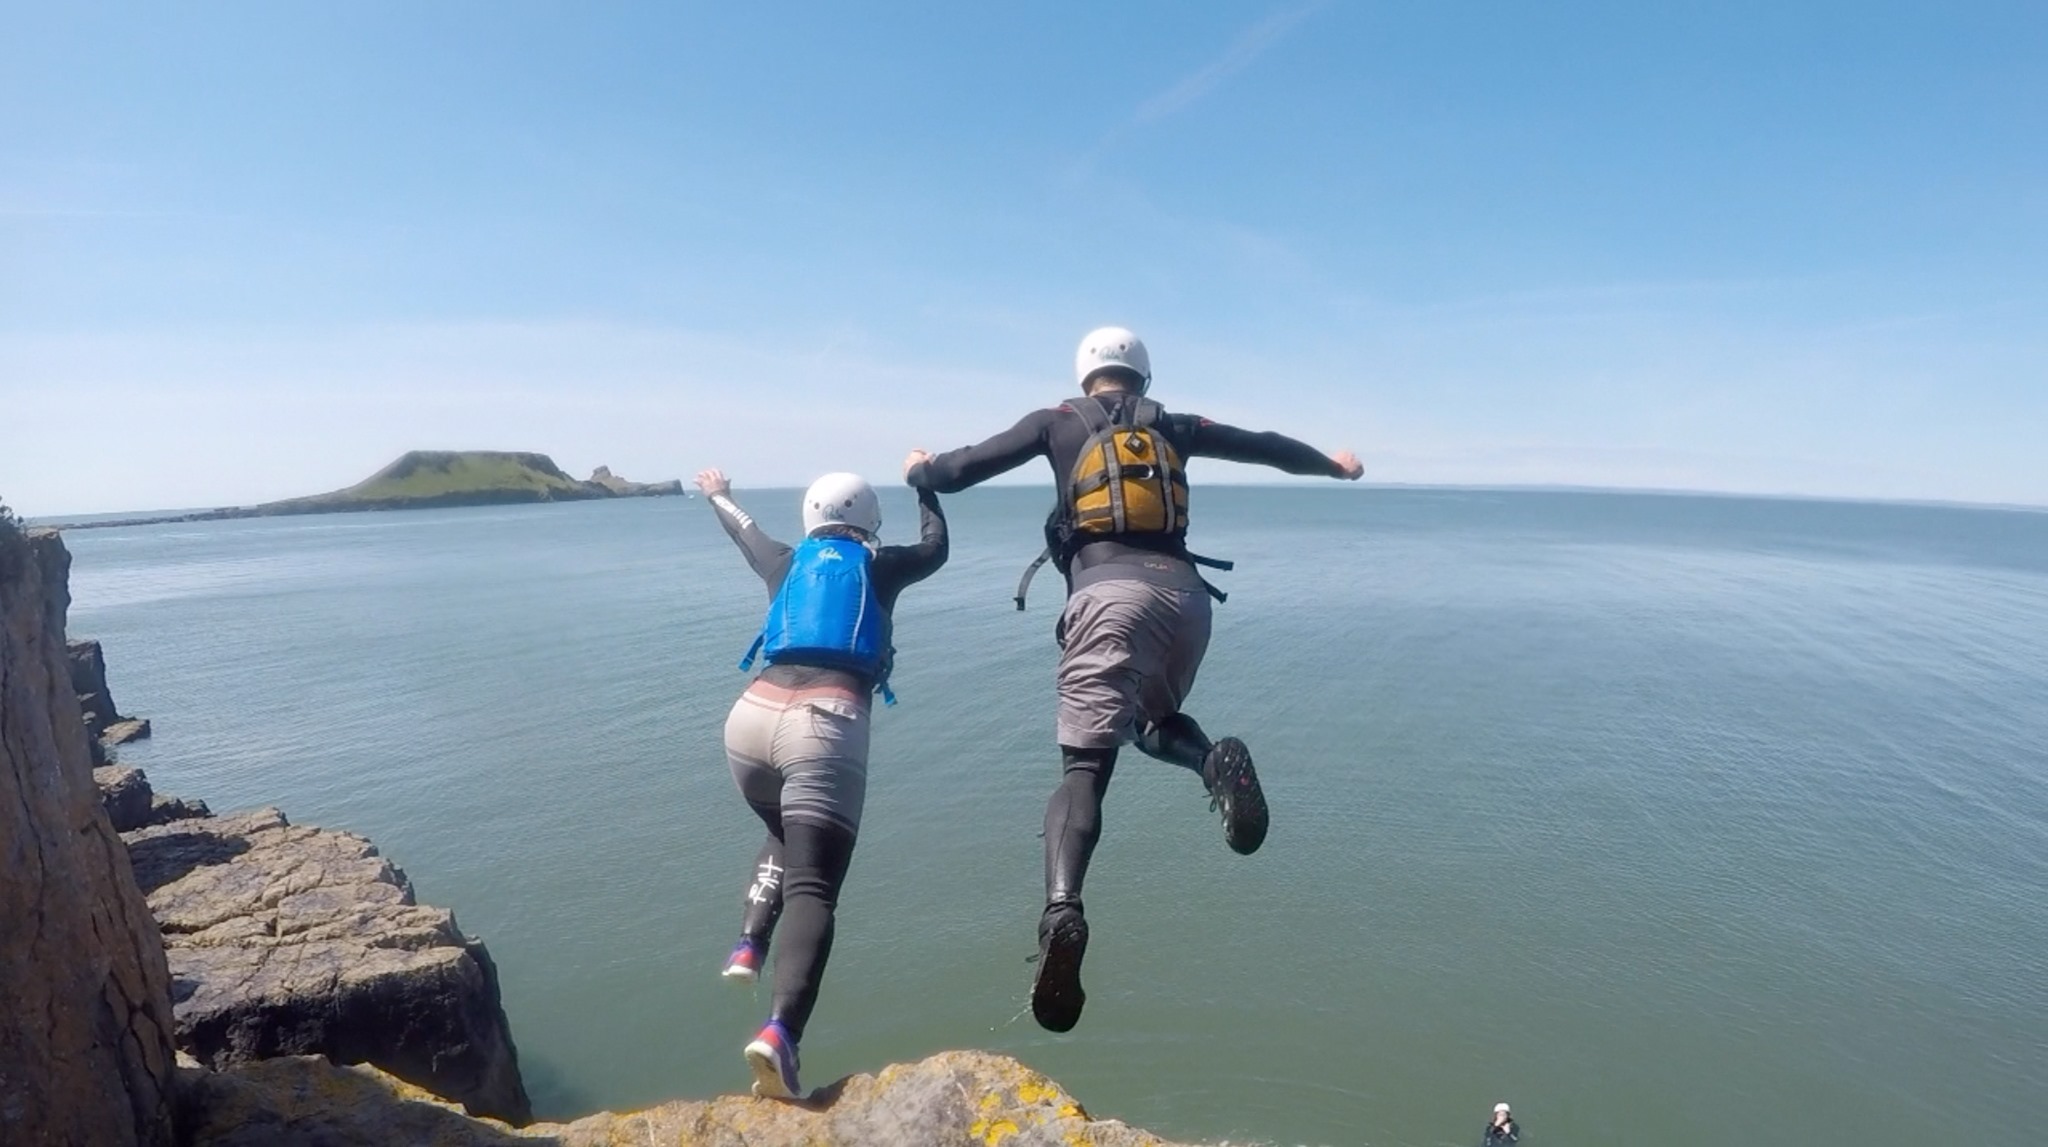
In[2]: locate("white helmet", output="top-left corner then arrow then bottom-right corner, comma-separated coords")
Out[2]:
801,472 -> 881,538
1494,1103 -> 1512,1115
1074,326 -> 1152,393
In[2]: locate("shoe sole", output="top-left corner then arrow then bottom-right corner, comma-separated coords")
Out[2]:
1210,737 -> 1268,856
722,965 -> 759,984
744,1039 -> 798,1099
1031,913 -> 1089,1033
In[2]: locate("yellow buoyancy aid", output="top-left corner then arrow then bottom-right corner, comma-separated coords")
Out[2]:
1066,395 -> 1188,539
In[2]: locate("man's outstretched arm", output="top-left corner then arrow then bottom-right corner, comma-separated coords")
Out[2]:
903,409 -> 1056,492
1183,418 -> 1363,480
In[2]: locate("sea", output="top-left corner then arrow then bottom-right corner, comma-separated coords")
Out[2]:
54,487 -> 2048,1147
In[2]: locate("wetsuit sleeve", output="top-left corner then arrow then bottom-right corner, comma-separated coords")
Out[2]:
873,488 -> 949,601
707,492 -> 792,593
908,409 -> 1056,492
1180,414 -> 1346,477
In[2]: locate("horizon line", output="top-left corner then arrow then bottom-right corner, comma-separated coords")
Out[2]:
20,479 -> 2046,528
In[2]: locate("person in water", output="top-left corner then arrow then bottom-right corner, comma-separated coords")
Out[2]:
1484,1101 -> 1519,1144
697,467 -> 948,1097
902,326 -> 1362,1031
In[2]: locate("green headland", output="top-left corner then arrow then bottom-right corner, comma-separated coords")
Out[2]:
55,451 -> 684,530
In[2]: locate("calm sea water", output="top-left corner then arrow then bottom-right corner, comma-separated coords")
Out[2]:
59,488 -> 2048,1146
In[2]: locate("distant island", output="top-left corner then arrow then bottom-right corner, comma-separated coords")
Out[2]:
56,451 -> 686,531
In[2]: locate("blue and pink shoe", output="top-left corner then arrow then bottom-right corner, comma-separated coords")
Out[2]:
722,938 -> 764,983
743,1019 -> 802,1098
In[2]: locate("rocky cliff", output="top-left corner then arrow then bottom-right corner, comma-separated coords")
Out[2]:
0,521 -> 179,1146
177,1049 -> 1193,1147
70,638 -> 152,750
124,804 -> 531,1124
586,464 -> 685,497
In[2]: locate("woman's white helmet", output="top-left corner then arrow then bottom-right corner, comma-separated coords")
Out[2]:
1074,326 -> 1152,393
801,472 -> 881,538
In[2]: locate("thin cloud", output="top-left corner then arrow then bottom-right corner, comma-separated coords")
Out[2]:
1066,3 -> 1324,183
1132,4 -> 1325,126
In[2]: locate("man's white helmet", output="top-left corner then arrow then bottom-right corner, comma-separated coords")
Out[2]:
801,472 -> 881,538
1074,326 -> 1152,393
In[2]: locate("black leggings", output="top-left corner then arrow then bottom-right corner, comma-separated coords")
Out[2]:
738,803 -> 856,1042
1043,713 -> 1213,910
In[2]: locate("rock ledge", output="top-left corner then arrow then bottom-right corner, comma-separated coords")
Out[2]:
180,1049 -> 1197,1146
123,804 -> 531,1124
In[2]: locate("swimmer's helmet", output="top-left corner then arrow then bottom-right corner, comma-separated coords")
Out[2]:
801,473 -> 881,538
1074,327 -> 1152,394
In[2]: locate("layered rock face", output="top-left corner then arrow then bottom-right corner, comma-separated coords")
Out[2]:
124,806 -> 532,1124
179,1049 -> 1194,1147
0,523 -> 179,1146
69,637 -> 151,750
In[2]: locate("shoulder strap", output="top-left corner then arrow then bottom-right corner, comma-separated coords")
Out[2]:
1061,398 -> 1112,520
1071,396 -> 1113,435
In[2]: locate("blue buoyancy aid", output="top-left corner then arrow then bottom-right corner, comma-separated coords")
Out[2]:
739,534 -> 894,703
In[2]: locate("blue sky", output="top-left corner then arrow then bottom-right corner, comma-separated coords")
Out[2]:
3,2 -> 2044,514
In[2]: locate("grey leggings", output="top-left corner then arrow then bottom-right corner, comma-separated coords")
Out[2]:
723,679 -> 871,1041
724,680 -> 870,835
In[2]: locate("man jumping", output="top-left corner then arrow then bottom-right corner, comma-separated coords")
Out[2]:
904,326 -> 1361,1031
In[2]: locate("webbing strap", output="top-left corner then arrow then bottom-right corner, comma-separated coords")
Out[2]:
1105,438 -> 1128,533
1014,547 -> 1053,610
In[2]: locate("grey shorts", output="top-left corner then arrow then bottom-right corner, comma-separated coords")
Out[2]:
724,679 -> 871,835
1055,577 -> 1213,749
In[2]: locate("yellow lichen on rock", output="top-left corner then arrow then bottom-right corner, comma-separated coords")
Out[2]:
181,1049 -> 1200,1146
971,1115 -> 1023,1144
1017,1073 -> 1067,1104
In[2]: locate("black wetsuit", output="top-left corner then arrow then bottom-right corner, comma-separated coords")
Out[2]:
709,487 -> 947,1041
908,393 -> 1343,593
1484,1119 -> 1520,1145
907,393 -> 1339,913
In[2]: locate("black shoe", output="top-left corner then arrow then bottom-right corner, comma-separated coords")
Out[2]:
1203,736 -> 1268,855
1031,904 -> 1089,1033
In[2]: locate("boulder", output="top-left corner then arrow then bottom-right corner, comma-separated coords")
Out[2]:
94,764 -> 214,833
0,524 -> 179,1146
105,716 -> 154,746
97,764 -> 157,831
150,791 -> 212,825
123,808 -> 531,1125
178,1050 -> 1196,1147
